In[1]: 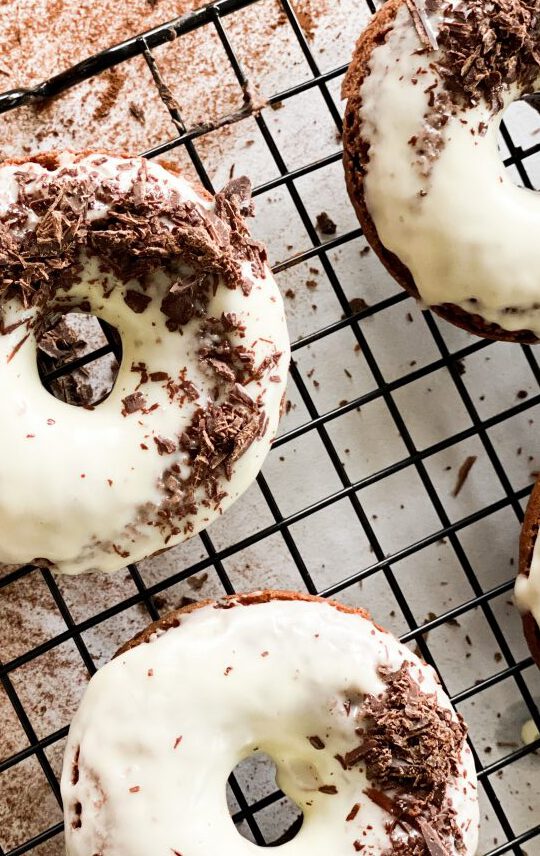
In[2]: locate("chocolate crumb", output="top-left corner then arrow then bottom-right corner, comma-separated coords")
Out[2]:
124,289 -> 152,314
154,436 -> 176,455
319,784 -> 338,794
316,211 -> 337,235
187,572 -> 208,591
349,297 -> 369,313
129,102 -> 146,124
346,803 -> 361,822
122,392 -> 147,415
452,455 -> 477,497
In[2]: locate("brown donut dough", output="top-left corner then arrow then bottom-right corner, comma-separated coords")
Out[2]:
341,0 -> 538,344
519,480 -> 540,667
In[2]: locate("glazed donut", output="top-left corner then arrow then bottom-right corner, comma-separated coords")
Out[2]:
0,152 -> 289,575
516,478 -> 540,667
343,0 -> 540,342
61,590 -> 479,856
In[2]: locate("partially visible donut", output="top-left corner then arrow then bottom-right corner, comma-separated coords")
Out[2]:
343,0 -> 540,342
0,152 -> 290,574
516,478 -> 540,667
61,590 -> 479,856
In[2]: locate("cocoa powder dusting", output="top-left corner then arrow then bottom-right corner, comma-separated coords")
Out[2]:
0,0 -> 335,167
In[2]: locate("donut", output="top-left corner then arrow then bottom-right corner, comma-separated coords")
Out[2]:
343,0 -> 540,342
0,152 -> 289,575
61,590 -> 479,855
516,478 -> 540,667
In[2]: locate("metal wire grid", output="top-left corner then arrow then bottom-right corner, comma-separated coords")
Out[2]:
0,0 -> 539,853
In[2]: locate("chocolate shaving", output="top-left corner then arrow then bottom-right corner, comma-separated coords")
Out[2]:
197,313 -> 274,388
154,436 -> 176,455
122,391 -> 147,415
124,289 -> 152,314
220,176 -> 255,217
364,787 -> 402,817
160,274 -> 209,330
437,0 -> 540,111
0,162 -> 266,337
346,803 -> 361,822
129,102 -> 146,124
155,383 -> 265,538
38,318 -> 86,361
452,455 -> 477,497
417,820 -> 452,856
180,384 -> 261,482
404,0 -> 439,50
348,664 -> 467,855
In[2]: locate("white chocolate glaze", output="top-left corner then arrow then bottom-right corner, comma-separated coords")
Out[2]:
0,153 -> 290,574
521,718 -> 540,746
61,596 -> 479,856
515,533 -> 540,626
355,2 -> 540,334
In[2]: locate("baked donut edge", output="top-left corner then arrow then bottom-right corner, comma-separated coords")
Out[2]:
519,479 -> 540,667
115,590 -> 377,657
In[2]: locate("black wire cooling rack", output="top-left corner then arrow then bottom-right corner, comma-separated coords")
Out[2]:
0,0 -> 540,853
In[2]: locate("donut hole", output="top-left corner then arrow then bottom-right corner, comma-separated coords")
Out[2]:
500,98 -> 540,188
71,800 -> 82,830
228,752 -> 303,846
37,312 -> 122,408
